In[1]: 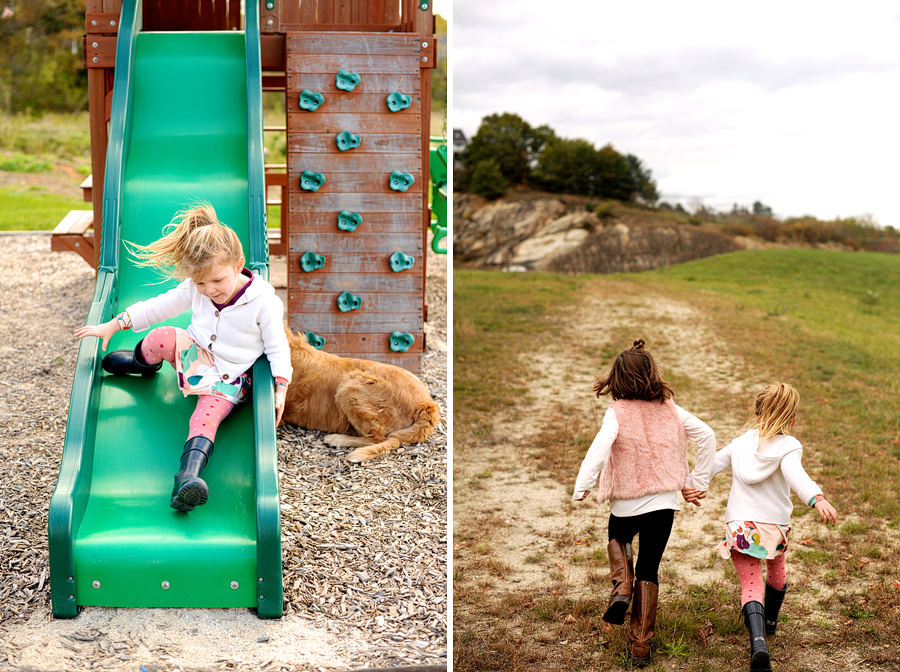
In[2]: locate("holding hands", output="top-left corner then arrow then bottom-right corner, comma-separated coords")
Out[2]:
681,487 -> 707,507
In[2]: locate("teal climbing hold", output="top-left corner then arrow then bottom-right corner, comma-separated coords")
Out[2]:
386,92 -> 412,112
336,70 -> 361,91
305,332 -> 326,350
390,332 -> 415,353
336,291 -> 362,313
419,1 -> 429,9
299,251 -> 325,272
298,89 -> 324,111
337,210 -> 363,232
336,131 -> 361,151
389,251 -> 415,272
389,170 -> 414,192
300,169 -> 325,192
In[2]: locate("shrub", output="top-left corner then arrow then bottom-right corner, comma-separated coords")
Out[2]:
470,159 -> 508,200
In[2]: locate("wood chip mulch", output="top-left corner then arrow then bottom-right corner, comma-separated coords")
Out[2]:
0,234 -> 448,670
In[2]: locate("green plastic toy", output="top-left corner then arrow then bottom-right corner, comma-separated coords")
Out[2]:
429,138 -> 448,254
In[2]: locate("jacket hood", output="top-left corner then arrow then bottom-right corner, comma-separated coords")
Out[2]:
735,431 -> 803,485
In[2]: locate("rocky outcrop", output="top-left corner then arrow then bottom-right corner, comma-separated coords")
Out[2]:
453,193 -> 739,273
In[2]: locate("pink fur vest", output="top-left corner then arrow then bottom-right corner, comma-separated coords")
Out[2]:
596,399 -> 689,502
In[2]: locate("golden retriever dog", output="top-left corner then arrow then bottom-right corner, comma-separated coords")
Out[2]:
281,329 -> 441,462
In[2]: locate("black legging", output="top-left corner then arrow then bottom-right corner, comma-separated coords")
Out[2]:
608,509 -> 674,585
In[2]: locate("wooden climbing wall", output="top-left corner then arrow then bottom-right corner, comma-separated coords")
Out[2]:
286,32 -> 425,371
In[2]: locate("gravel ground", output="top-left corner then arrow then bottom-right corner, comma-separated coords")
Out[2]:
0,233 -> 447,671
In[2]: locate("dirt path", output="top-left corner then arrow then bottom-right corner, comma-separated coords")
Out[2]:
453,282 -> 883,670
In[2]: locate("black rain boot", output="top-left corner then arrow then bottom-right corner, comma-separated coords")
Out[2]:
102,338 -> 162,377
170,437 -> 215,512
743,601 -> 772,672
764,582 -> 787,635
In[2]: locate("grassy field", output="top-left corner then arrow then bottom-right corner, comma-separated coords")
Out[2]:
0,188 -> 87,231
453,248 -> 900,670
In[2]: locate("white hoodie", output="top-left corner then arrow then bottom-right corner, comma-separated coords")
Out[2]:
712,430 -> 822,525
126,270 -> 292,383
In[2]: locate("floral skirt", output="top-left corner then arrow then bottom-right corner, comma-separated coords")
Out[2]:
173,329 -> 251,405
715,520 -> 790,560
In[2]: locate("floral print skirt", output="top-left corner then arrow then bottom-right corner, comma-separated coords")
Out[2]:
715,520 -> 790,560
173,329 -> 251,405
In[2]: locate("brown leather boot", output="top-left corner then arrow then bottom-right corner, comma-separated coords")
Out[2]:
603,539 -> 634,624
627,581 -> 658,667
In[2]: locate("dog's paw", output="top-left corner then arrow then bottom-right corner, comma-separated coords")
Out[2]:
323,433 -> 345,446
346,447 -> 373,463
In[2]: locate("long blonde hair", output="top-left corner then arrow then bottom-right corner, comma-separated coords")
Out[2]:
127,204 -> 243,280
754,382 -> 799,444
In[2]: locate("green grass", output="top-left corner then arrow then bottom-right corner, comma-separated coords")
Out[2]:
0,188 -> 86,231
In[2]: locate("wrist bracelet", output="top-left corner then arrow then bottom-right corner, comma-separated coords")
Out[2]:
116,312 -> 132,331
810,494 -> 825,506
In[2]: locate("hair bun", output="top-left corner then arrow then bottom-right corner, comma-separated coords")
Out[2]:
631,338 -> 646,350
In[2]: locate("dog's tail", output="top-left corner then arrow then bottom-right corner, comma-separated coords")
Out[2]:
346,401 -> 441,463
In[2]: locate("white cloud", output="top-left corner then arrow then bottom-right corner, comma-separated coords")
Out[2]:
452,0 -> 900,225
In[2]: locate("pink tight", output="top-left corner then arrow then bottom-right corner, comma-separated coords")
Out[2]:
732,550 -> 787,606
140,326 -> 178,367
188,395 -> 235,442
140,327 -> 235,442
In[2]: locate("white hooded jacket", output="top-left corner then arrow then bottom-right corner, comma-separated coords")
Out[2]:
712,430 -> 822,525
126,269 -> 292,383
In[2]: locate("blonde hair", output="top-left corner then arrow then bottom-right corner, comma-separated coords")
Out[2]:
127,204 -> 243,281
754,382 -> 799,444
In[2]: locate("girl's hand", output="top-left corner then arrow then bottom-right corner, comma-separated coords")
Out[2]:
682,488 -> 707,506
274,383 -> 287,426
575,491 -> 589,501
74,318 -> 120,352
814,498 -> 837,525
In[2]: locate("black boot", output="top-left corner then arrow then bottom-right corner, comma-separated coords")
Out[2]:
764,582 -> 787,635
102,338 -> 162,377
170,437 -> 215,512
743,601 -> 772,671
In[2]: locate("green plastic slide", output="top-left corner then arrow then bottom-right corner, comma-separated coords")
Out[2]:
49,0 -> 282,618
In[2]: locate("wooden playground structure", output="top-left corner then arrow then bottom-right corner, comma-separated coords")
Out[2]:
53,0 -> 445,372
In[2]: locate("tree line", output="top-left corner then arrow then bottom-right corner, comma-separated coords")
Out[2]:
458,112 -> 659,204
0,0 -> 86,114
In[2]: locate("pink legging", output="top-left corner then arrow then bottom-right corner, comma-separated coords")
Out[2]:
141,327 -> 236,442
732,550 -> 787,606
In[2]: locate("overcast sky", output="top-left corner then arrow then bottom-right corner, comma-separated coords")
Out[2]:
451,1 -> 900,226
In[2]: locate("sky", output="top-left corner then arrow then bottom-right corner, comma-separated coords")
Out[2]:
452,1 -> 900,226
